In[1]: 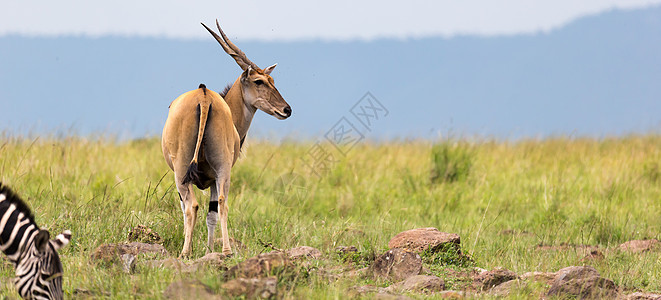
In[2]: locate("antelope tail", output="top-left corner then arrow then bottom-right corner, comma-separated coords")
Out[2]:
182,88 -> 211,186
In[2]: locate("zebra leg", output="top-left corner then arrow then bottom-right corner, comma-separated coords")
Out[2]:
206,181 -> 219,254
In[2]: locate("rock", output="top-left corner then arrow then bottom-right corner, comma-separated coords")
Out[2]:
623,292 -> 661,300
547,275 -> 617,299
222,277 -> 277,299
619,239 -> 661,253
547,266 -> 617,299
521,271 -> 556,284
227,251 -> 291,278
420,266 -> 432,275
437,290 -> 465,298
374,293 -> 413,300
385,275 -> 445,293
143,258 -> 188,270
193,252 -> 226,268
91,242 -> 169,265
163,279 -> 215,300
553,266 -> 600,282
127,224 -> 162,244
474,268 -> 518,291
489,279 -> 524,297
388,228 -> 461,253
286,246 -> 322,259
120,254 -> 136,274
372,248 -> 422,281
173,252 -> 228,273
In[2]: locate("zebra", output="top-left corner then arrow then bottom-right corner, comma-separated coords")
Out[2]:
0,183 -> 71,299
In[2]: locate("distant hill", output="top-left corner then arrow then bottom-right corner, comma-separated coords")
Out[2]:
1,6 -> 660,140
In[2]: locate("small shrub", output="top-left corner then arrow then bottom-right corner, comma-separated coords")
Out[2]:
430,141 -> 474,184
336,246 -> 374,268
421,244 -> 475,268
127,224 -> 163,244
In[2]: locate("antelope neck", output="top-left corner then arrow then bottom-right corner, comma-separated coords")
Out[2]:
224,78 -> 255,141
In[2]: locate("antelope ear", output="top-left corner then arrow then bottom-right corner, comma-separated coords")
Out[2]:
263,63 -> 277,75
241,66 -> 253,81
35,230 -> 50,253
52,230 -> 72,251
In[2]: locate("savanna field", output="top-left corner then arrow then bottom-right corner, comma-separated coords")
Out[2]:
0,134 -> 660,298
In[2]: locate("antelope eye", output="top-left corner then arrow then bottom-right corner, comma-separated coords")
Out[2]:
254,80 -> 264,85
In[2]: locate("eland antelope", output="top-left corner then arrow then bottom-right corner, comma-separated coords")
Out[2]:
162,20 -> 291,257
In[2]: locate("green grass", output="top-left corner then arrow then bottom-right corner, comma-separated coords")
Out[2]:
0,134 -> 660,298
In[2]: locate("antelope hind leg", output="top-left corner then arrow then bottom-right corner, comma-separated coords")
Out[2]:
206,182 -> 219,254
177,181 -> 198,258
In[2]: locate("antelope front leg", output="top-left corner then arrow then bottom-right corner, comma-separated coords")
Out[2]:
218,177 -> 232,256
219,195 -> 230,255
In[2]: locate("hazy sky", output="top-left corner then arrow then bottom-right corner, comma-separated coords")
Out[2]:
2,0 -> 661,41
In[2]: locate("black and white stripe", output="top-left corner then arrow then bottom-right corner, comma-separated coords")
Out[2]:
0,183 -> 71,300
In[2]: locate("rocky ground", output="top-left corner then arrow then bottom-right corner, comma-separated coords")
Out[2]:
88,226 -> 661,299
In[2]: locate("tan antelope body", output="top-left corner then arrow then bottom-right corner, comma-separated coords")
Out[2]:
162,20 -> 291,257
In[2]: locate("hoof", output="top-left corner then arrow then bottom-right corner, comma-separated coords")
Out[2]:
222,249 -> 233,256
178,252 -> 191,259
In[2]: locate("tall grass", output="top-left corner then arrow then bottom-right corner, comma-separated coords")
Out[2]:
430,141 -> 474,184
0,134 -> 659,298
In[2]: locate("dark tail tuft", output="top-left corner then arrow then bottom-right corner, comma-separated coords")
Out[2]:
199,83 -> 207,96
182,162 -> 200,185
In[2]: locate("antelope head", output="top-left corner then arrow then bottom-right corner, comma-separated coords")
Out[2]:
202,20 -> 292,120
